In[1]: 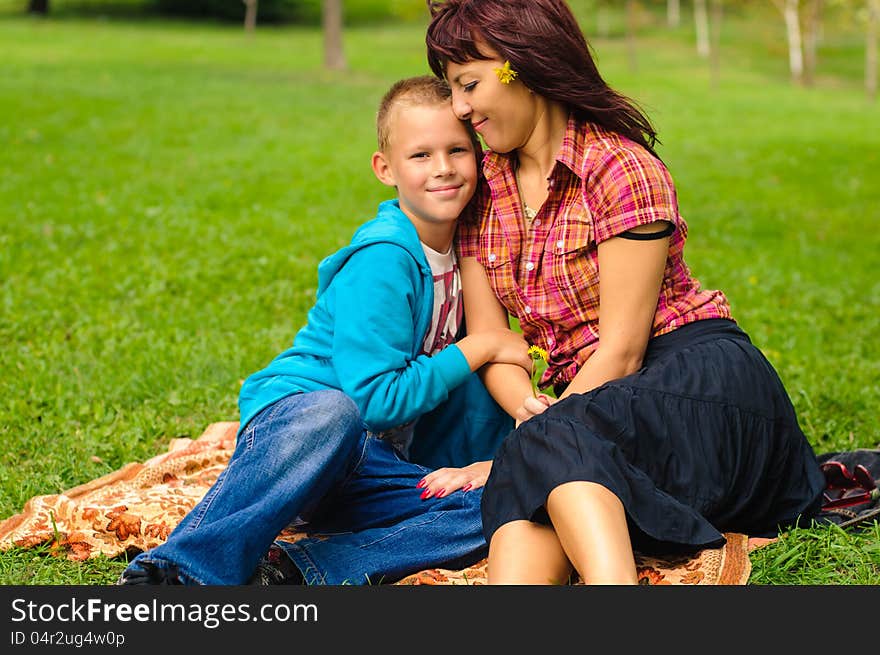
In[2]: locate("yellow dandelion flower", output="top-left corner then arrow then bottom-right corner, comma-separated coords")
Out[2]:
494,60 -> 518,84
527,344 -> 549,397
528,345 -> 549,362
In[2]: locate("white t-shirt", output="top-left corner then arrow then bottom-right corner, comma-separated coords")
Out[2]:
420,242 -> 462,356
377,243 -> 463,457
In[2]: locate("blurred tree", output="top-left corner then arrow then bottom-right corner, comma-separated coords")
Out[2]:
869,0 -> 879,100
244,0 -> 258,31
825,0 -> 879,98
28,0 -> 49,14
803,0 -> 823,86
323,0 -> 346,70
710,0 -> 722,88
627,0 -> 639,71
772,0 -> 805,84
695,0 -> 710,57
596,0 -> 611,38
668,0 -> 680,27
152,0 -> 308,23
769,0 -> 828,86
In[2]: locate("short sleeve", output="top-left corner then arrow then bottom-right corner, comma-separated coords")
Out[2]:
586,146 -> 680,244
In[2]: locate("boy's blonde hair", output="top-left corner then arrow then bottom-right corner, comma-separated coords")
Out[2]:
376,76 -> 453,152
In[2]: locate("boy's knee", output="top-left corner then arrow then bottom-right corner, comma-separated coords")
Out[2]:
315,388 -> 357,410
311,389 -> 362,441
257,390 -> 364,469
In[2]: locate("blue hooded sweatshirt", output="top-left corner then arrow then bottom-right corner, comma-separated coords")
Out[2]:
237,200 -> 507,461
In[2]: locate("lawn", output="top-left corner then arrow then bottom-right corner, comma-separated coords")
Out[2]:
0,7 -> 878,584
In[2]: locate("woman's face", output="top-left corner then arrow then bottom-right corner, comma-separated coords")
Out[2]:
445,54 -> 541,154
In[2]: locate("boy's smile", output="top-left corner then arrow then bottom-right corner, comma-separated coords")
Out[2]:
372,103 -> 478,251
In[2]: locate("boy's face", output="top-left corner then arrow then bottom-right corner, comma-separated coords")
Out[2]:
372,103 -> 477,245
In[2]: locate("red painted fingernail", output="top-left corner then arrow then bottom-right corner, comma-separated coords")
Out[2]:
421,489 -> 432,499
462,483 -> 472,492
417,479 -> 426,488
437,488 -> 446,498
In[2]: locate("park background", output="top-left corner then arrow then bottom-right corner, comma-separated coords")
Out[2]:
0,0 -> 878,584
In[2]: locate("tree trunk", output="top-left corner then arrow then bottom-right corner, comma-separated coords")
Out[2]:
803,0 -> 823,86
243,0 -> 258,33
783,0 -> 804,85
869,0 -> 879,101
27,0 -> 49,14
322,0 -> 347,71
668,0 -> 680,28
694,0 -> 710,58
710,0 -> 723,89
627,0 -> 639,72
596,0 -> 611,39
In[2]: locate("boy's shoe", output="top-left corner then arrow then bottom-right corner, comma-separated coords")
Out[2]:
116,560 -> 185,585
248,545 -> 304,585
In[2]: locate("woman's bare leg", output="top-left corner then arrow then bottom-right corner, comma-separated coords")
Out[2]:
487,520 -> 573,585
546,481 -> 639,585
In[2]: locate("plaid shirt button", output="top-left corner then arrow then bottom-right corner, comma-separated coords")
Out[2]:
524,306 -> 532,314
526,262 -> 535,271
488,253 -> 497,262
556,240 -> 565,249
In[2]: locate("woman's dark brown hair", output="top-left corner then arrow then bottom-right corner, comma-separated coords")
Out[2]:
425,0 -> 659,157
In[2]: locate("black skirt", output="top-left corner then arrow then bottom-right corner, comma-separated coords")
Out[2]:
481,319 -> 825,553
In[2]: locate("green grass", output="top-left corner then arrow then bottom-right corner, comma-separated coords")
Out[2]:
0,9 -> 878,585
749,522 -> 880,585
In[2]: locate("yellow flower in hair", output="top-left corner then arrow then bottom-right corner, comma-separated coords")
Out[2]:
528,345 -> 549,397
494,60 -> 518,84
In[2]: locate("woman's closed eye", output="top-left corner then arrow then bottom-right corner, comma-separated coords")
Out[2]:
462,81 -> 477,93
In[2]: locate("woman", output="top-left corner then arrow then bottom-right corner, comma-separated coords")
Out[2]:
422,0 -> 825,584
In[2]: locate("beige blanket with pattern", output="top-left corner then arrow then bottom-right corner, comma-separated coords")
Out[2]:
0,422 -> 762,585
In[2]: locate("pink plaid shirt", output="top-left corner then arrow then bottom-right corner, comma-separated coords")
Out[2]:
457,116 -> 732,387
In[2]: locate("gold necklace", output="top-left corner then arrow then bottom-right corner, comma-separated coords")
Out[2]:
514,163 -> 539,222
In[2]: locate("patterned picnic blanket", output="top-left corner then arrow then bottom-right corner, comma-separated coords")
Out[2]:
0,422 -> 759,585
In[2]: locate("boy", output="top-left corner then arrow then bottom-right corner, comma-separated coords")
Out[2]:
117,76 -> 530,585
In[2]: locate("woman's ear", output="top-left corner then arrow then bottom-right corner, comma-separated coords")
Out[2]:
371,151 -> 396,187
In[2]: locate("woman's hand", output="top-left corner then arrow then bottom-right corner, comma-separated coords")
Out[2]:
487,328 -> 532,368
515,393 -> 555,427
457,328 -> 532,373
417,461 -> 492,499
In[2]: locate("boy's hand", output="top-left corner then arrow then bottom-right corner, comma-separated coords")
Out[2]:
514,393 -> 554,427
417,461 -> 492,499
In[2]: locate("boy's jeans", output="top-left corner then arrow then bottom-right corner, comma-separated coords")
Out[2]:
124,389 -> 488,585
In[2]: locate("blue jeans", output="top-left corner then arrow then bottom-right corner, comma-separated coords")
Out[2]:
124,390 -> 487,585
